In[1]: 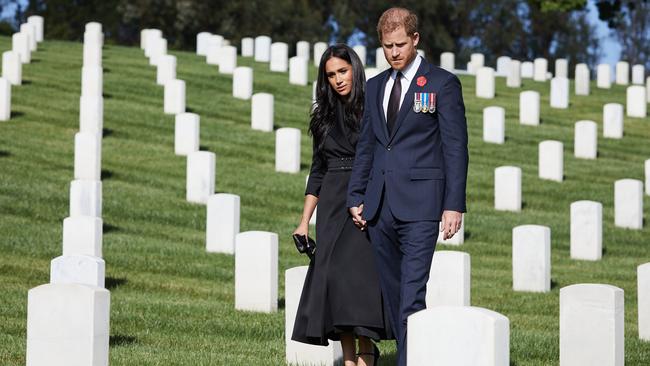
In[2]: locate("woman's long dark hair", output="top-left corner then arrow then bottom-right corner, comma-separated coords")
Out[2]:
310,44 -> 366,165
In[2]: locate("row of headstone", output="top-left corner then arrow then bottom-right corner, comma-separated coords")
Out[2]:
28,22 -> 110,364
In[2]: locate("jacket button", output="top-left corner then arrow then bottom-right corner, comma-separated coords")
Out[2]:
387,145 -> 392,151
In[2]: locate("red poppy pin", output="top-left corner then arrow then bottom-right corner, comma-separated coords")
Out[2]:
416,76 -> 427,87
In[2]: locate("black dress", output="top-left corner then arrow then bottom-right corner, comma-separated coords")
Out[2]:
292,101 -> 392,346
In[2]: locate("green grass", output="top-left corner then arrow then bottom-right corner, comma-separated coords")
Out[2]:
0,36 -> 649,365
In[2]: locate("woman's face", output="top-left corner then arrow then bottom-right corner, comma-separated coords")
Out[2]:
325,56 -> 353,97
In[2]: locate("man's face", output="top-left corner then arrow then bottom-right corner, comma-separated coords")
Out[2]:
381,26 -> 419,71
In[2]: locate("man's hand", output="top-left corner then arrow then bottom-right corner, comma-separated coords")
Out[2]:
349,204 -> 367,230
440,210 -> 462,240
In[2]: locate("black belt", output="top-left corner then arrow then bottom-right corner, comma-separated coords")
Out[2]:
327,157 -> 355,171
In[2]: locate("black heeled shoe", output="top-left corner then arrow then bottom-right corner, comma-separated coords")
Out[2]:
356,344 -> 380,366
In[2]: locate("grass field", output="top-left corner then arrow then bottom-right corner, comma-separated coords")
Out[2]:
0,35 -> 649,365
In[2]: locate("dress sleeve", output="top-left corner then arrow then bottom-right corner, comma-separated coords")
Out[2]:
305,138 -> 326,197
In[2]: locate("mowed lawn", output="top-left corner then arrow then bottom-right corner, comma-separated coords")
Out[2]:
0,35 -> 649,365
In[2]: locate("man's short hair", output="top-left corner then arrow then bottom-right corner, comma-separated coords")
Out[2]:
376,7 -> 418,42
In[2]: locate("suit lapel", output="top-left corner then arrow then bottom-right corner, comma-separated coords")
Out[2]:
375,70 -> 391,143
388,60 -> 432,143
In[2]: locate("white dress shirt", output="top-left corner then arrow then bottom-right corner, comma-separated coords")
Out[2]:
382,55 -> 422,121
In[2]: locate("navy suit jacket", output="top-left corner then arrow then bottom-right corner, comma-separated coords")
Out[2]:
347,57 -> 468,222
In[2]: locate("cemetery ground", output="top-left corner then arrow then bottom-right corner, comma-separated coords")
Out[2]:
1,35 -> 649,365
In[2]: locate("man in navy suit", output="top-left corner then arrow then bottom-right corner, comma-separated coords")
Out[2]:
347,7 -> 468,366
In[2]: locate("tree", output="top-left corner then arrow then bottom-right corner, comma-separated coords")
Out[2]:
596,0 -> 650,68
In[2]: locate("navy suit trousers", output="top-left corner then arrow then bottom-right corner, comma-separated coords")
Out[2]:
368,190 -> 437,366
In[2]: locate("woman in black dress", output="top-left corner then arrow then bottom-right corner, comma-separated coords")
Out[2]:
292,44 -> 391,366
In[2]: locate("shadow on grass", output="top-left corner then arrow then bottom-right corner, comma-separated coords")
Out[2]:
551,278 -> 558,290
101,169 -> 114,180
278,297 -> 285,310
104,68 -> 111,73
109,334 -> 138,347
103,223 -> 119,233
199,145 -> 210,151
104,93 -> 113,99
105,277 -> 128,290
300,163 -> 310,171
0,150 -> 10,158
22,80 -> 32,85
103,128 -> 113,137
186,106 -> 196,113
11,111 -> 25,118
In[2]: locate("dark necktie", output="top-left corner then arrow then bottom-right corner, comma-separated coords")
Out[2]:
386,71 -> 402,135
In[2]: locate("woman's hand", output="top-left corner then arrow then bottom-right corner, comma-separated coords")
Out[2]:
293,222 -> 309,238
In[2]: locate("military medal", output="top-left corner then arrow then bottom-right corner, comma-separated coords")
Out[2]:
421,92 -> 429,113
428,93 -> 436,113
413,92 -> 422,112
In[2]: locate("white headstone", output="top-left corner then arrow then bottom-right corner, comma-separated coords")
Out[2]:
507,60 -> 521,88
574,120 -> 597,159
521,61 -> 534,78
0,78 -> 10,121
254,35 -> 271,62
555,58 -> 568,78
143,29 -> 162,56
70,180 -> 102,218
570,201 -> 602,261
289,56 -> 308,86
2,51 -> 21,85
614,179 -> 643,230
206,35 -> 223,65
353,45 -> 366,66
241,37 -> 254,57
21,23 -> 37,52
313,42 -> 327,67
512,225 -> 551,292
365,67 -> 380,80
233,67 -> 253,100
550,77 -> 569,108
74,132 -> 101,181
426,251 -> 470,307
616,61 -> 629,85
408,306 -> 509,366
632,64 -> 645,85
83,38 -> 101,67
440,52 -> 454,72
476,67 -> 495,99
175,113 -> 200,156
270,42 -> 289,72
496,56 -> 511,75
575,63 -> 590,96
275,127 -> 301,173
85,22 -> 102,35
206,193 -> 240,254
626,85 -> 647,118
597,64 -> 612,89
219,45 -> 237,74
81,66 -> 103,98
533,58 -> 547,81
519,91 -> 540,125
647,76 -> 650,103
539,140 -> 563,182
437,214 -> 465,245
483,106 -> 505,144
285,266 -> 343,365
560,284 -> 624,366
62,216 -> 103,258
376,47 -> 390,70
251,93 -> 274,132
235,231 -> 278,312
164,79 -> 185,115
494,166 -> 521,212
26,283 -> 110,366
296,41 -> 310,60
148,37 -> 166,66
603,103 -> 624,139
51,255 -> 105,288
196,32 -> 211,56
469,53 -> 484,74
186,151 -> 215,204
79,95 -> 103,137
156,54 -> 176,86
639,263 -> 650,341
12,32 -> 30,64
27,15 -> 44,42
